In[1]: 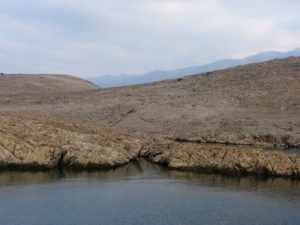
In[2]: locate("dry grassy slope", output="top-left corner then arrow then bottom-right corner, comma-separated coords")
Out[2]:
0,74 -> 98,95
1,57 -> 300,147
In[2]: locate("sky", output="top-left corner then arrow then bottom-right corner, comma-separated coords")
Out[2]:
0,0 -> 299,78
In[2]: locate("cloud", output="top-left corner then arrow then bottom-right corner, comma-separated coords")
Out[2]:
0,0 -> 299,77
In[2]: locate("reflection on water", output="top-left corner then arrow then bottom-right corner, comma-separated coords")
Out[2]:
0,159 -> 299,225
1,160 -> 299,197
1,159 -> 300,198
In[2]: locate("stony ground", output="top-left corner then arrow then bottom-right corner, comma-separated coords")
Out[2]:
1,57 -> 299,147
0,113 -> 141,169
0,57 -> 299,177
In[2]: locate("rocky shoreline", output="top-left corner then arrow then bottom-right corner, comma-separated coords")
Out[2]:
1,146 -> 299,179
141,138 -> 300,178
0,113 -> 299,178
0,113 -> 141,170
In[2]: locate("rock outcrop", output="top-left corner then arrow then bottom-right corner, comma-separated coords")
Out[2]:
141,138 -> 300,178
1,58 -> 300,179
0,113 -> 299,178
0,113 -> 141,169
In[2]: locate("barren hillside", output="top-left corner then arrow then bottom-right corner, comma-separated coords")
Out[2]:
0,74 -> 98,95
1,57 -> 300,176
2,57 -> 299,147
0,57 -> 300,146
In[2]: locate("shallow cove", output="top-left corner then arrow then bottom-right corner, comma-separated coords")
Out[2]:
0,160 -> 299,225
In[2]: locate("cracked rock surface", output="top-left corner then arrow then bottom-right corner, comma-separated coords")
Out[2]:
0,113 -> 141,169
141,138 -> 300,178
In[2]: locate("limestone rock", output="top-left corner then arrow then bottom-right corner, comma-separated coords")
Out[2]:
141,138 -> 300,178
0,113 -> 141,169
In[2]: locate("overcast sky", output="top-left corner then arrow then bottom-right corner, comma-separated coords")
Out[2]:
0,0 -> 299,77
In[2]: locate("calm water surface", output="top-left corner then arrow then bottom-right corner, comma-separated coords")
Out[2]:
0,160 -> 299,225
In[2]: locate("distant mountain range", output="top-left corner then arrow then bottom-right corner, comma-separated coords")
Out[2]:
88,48 -> 300,88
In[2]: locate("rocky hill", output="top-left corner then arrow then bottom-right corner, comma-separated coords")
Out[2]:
0,57 -> 299,177
3,57 -> 299,147
0,74 -> 98,95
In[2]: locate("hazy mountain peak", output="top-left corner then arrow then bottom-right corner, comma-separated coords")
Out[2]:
88,48 -> 300,88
